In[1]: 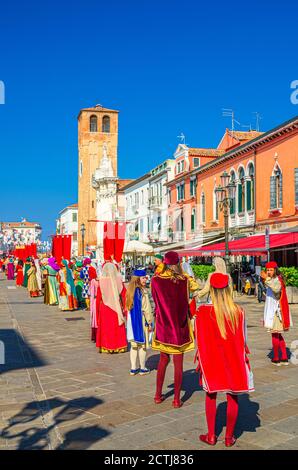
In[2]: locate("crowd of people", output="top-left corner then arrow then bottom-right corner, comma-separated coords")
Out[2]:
0,252 -> 293,447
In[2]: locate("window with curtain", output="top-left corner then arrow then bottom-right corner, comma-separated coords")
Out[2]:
90,115 -> 97,132
190,178 -> 196,197
270,166 -> 283,209
102,115 -> 110,133
246,164 -> 255,211
201,193 -> 206,223
213,188 -> 219,220
191,208 -> 196,231
238,167 -> 245,213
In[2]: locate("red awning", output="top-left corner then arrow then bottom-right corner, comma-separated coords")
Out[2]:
179,233 -> 298,257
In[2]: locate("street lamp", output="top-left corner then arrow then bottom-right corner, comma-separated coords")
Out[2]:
215,173 -> 236,272
80,223 -> 86,257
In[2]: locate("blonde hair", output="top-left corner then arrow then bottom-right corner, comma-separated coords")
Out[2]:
209,285 -> 241,339
126,276 -> 142,311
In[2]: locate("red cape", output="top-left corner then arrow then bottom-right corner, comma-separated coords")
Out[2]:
195,305 -> 254,394
151,275 -> 191,347
278,275 -> 291,330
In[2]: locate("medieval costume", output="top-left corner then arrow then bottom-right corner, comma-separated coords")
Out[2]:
6,258 -> 15,280
22,258 -> 31,288
34,258 -> 42,292
27,262 -> 41,297
73,261 -> 85,308
42,258 -> 60,306
263,261 -> 292,366
127,269 -> 154,375
57,260 -> 78,311
16,260 -> 24,286
197,256 -> 233,300
80,258 -> 97,310
196,272 -> 254,447
151,251 -> 197,408
90,277 -> 99,342
96,262 -> 127,353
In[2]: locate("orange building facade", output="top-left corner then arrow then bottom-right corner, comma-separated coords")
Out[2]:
167,117 -> 298,244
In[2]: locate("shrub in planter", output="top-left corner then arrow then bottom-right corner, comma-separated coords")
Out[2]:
279,267 -> 298,304
191,264 -> 215,281
279,267 -> 298,288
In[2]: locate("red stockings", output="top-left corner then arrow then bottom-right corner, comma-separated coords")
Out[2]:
155,352 -> 183,402
271,333 -> 287,361
205,392 -> 239,439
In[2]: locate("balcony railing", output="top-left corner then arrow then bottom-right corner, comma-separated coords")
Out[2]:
173,231 -> 186,242
149,196 -> 163,208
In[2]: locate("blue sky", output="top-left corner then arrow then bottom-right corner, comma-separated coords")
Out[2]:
0,0 -> 297,239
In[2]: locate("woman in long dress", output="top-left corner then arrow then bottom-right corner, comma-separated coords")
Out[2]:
22,258 -> 32,287
16,260 -> 24,286
73,261 -> 86,309
6,258 -> 15,280
42,257 -> 60,305
80,258 -> 97,310
57,260 -> 78,311
126,269 -> 154,376
96,263 -> 127,353
90,277 -> 100,342
27,261 -> 41,297
195,272 -> 254,447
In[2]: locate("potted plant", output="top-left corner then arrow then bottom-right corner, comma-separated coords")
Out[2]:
279,267 -> 298,304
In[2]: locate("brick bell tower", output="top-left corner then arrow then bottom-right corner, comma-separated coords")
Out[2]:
78,104 -> 119,255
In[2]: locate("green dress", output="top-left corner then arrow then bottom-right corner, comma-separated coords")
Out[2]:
42,266 -> 59,305
22,262 -> 31,288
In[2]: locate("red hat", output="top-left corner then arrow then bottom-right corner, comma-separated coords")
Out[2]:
210,272 -> 229,289
265,261 -> 278,269
163,251 -> 179,265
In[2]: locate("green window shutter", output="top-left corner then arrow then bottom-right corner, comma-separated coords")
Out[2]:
230,197 -> 235,215
270,176 -> 277,209
238,184 -> 243,213
246,180 -> 252,211
251,179 -> 255,210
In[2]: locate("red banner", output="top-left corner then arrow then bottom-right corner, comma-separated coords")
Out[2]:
52,235 -> 72,263
103,222 -> 126,262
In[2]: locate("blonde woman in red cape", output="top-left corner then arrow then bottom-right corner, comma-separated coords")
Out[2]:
96,262 -> 127,353
195,272 -> 254,447
262,261 -> 292,366
151,251 -> 198,409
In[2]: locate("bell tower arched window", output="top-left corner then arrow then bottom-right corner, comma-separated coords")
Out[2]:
102,115 -> 110,133
90,115 -> 97,133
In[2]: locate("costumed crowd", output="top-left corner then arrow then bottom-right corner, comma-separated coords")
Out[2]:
0,251 -> 293,447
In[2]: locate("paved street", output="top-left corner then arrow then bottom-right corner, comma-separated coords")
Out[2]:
0,273 -> 298,450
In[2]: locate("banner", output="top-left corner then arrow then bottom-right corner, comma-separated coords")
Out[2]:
52,235 -> 72,263
103,222 -> 126,262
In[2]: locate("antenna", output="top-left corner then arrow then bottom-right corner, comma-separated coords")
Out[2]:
222,108 -> 240,134
252,112 -> 262,132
